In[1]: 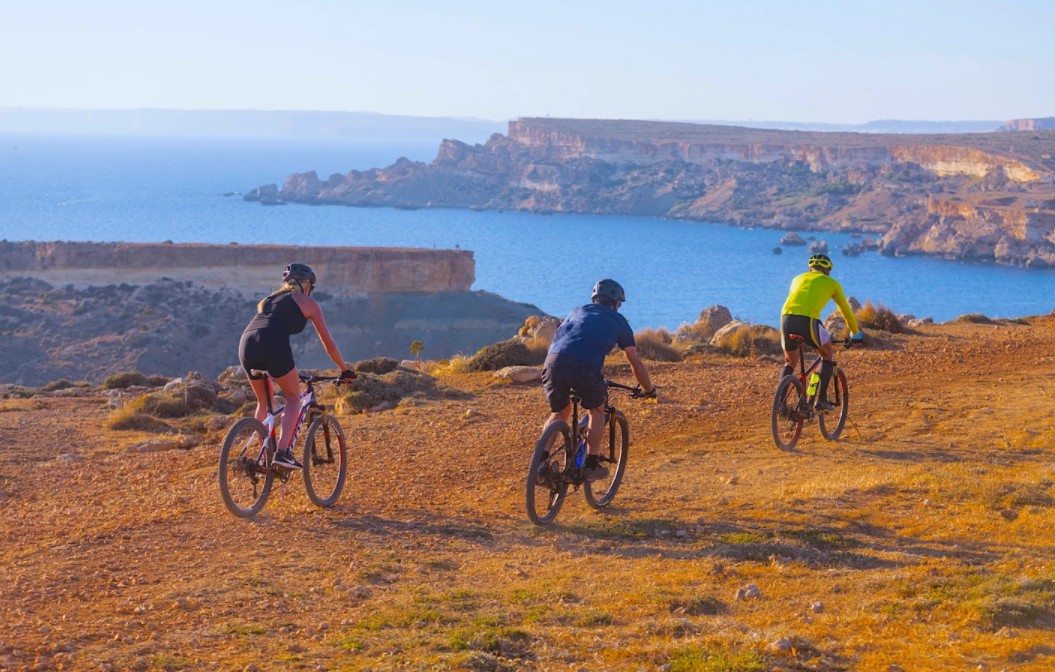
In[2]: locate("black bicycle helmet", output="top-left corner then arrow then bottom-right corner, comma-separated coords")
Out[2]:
591,278 -> 626,305
283,263 -> 316,289
808,254 -> 833,271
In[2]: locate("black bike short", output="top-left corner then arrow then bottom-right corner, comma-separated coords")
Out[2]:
238,330 -> 296,381
542,353 -> 606,411
780,314 -> 830,351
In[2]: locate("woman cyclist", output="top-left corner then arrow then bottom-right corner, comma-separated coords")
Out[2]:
239,263 -> 353,470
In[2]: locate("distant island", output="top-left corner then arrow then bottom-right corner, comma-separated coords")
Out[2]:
247,117 -> 1055,268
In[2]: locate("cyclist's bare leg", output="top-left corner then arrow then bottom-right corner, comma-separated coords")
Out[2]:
247,376 -> 273,424
273,368 -> 303,452
783,347 -> 800,370
543,404 -> 572,452
818,341 -> 836,361
585,406 -> 605,456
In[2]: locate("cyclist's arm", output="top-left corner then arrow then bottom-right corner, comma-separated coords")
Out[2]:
832,285 -> 860,334
621,346 -> 654,393
301,298 -> 350,371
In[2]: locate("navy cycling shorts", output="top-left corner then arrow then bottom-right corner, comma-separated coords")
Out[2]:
542,353 -> 606,411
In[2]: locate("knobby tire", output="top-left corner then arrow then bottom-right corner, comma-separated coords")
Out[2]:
218,417 -> 274,519
526,421 -> 571,526
584,411 -> 629,509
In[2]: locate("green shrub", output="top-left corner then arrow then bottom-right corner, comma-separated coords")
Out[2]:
106,406 -> 170,432
634,328 -> 683,362
466,339 -> 545,372
955,313 -> 993,325
42,379 -> 76,392
103,371 -> 148,389
145,375 -> 171,387
354,357 -> 400,375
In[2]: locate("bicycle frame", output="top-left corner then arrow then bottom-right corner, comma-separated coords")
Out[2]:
792,338 -> 841,408
237,375 -> 323,476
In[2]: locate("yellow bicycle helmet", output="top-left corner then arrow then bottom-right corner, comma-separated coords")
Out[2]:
808,253 -> 833,271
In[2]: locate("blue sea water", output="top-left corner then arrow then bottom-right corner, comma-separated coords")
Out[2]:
1,133 -> 1053,330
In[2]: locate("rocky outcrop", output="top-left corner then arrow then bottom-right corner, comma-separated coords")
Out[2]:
246,118 -> 1055,268
1002,118 -> 1055,132
0,277 -> 543,386
880,196 -> 1055,267
0,242 -> 475,297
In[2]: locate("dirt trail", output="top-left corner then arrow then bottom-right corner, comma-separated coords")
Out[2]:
3,320 -> 1055,671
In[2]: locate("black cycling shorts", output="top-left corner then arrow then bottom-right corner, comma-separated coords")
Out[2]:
780,314 -> 830,351
542,353 -> 606,411
238,330 -> 296,381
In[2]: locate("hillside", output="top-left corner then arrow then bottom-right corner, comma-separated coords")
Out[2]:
3,317 -> 1055,670
248,118 -> 1055,268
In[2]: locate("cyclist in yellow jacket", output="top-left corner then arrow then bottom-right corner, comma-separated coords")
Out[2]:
780,253 -> 863,410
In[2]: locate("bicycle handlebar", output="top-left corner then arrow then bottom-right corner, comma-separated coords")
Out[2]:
605,380 -> 657,399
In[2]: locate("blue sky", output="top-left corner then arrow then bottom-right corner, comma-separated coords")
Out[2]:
2,0 -> 1052,122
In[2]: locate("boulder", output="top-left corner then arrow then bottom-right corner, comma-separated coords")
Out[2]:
780,232 -> 807,246
847,296 -> 862,311
861,236 -> 880,251
808,240 -> 829,254
708,320 -> 747,346
824,312 -> 846,335
518,315 -> 561,343
907,317 -> 934,329
400,359 -> 422,371
841,243 -> 861,257
896,314 -> 916,325
493,366 -> 543,384
697,305 -> 733,333
772,247 -> 782,255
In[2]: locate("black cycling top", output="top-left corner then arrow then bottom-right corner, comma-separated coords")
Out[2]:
244,292 -> 308,338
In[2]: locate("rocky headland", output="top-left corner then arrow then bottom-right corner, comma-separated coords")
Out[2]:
0,242 -> 542,386
248,118 -> 1055,268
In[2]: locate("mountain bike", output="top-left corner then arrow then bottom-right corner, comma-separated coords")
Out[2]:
771,335 -> 858,450
525,381 -> 652,526
218,372 -> 352,518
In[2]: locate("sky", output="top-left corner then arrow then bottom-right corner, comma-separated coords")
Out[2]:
1,0 -> 1053,123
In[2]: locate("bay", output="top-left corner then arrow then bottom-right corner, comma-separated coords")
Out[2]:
1,133 -> 1052,331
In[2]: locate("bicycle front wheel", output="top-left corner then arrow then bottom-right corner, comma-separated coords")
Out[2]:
584,411 -> 629,510
218,417 -> 274,518
303,414 -> 348,508
771,376 -> 805,451
526,421 -> 571,526
819,369 -> 849,441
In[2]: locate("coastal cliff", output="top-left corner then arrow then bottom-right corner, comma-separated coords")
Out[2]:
0,243 -> 541,385
249,118 -> 1055,268
0,242 -> 474,297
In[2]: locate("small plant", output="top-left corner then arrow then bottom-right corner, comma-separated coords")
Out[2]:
955,313 -> 994,325
668,648 -> 766,672
410,340 -> 425,371
712,324 -> 782,357
42,379 -> 76,392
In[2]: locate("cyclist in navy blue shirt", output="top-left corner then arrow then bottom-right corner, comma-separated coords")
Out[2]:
542,279 -> 655,481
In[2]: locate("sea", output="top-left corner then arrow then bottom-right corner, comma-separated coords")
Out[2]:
1,133 -> 1053,330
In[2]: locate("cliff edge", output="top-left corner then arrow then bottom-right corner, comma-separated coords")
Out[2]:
248,118 -> 1055,268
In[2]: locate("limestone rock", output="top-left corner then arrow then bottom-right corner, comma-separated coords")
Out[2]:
735,583 -> 761,600
128,439 -> 181,453
772,247 -> 783,254
708,320 -> 747,346
494,366 -> 543,383
808,240 -> 829,254
907,317 -> 934,328
697,305 -> 733,333
780,232 -> 807,246
770,637 -> 792,653
400,359 -> 422,371
217,366 -> 247,384
999,509 -> 1019,521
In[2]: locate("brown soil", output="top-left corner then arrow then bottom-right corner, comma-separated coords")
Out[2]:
3,319 -> 1055,671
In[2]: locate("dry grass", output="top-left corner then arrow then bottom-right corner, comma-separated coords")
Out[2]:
105,404 -> 170,432
856,300 -> 904,333
466,339 -> 546,372
712,323 -> 782,357
7,318 -> 1055,671
676,318 -> 719,344
102,370 -> 148,389
635,328 -> 684,362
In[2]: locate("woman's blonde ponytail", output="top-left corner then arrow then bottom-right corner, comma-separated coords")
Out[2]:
257,282 -> 299,313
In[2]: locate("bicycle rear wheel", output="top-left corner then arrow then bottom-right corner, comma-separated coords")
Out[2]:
303,414 -> 348,508
771,376 -> 805,451
526,421 -> 571,526
584,410 -> 629,510
818,369 -> 849,441
218,418 -> 274,518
